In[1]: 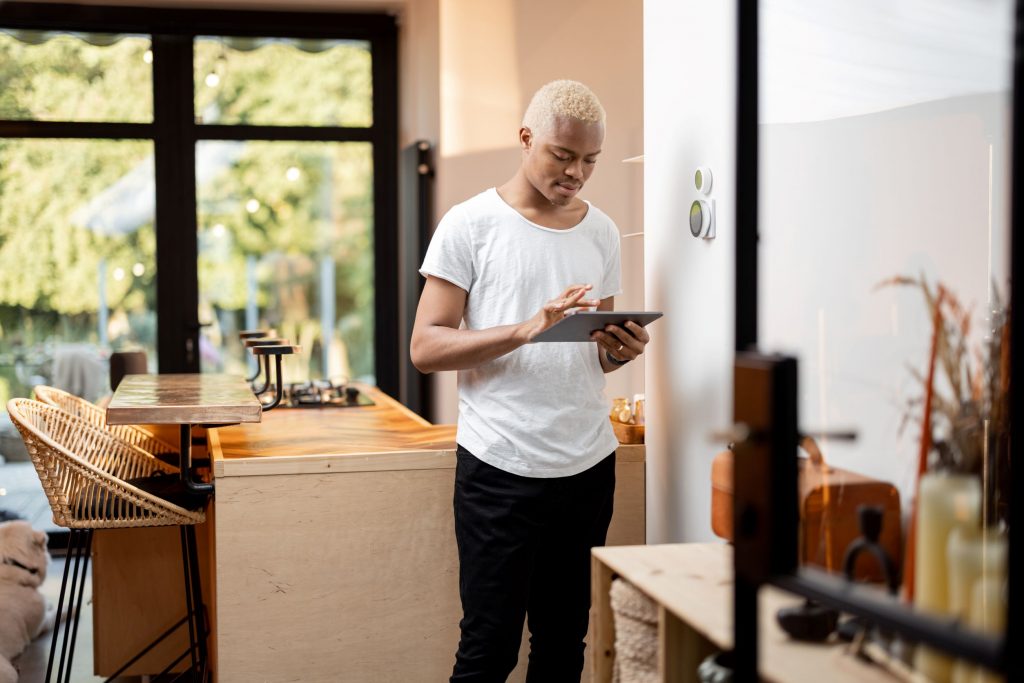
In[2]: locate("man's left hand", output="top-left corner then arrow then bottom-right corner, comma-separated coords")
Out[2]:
591,321 -> 650,362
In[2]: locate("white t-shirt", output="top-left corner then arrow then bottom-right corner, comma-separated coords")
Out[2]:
419,187 -> 622,478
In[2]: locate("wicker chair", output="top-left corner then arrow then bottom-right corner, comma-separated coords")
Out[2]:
32,385 -> 179,465
6,398 -> 210,683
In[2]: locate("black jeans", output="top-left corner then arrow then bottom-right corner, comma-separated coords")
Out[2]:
450,445 -> 616,683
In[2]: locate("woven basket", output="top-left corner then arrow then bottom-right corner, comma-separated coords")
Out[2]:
33,385 -> 179,461
611,419 -> 645,444
610,578 -> 659,683
6,398 -> 205,530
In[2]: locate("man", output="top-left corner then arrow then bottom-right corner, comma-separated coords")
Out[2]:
411,79 -> 650,683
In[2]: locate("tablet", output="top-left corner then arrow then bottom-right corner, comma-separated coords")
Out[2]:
530,311 -> 663,343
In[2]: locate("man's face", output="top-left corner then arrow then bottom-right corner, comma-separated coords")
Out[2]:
521,116 -> 604,207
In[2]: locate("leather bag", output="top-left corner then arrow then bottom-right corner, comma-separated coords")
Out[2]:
710,439 -> 901,583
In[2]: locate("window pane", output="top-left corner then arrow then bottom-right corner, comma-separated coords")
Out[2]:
0,31 -> 153,122
194,37 -> 372,127
0,139 -> 157,403
197,141 -> 374,385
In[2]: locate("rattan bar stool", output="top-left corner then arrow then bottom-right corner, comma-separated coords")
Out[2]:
32,385 -> 180,465
6,398 -> 211,683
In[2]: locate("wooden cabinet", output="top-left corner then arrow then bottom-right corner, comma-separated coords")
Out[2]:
210,436 -> 645,683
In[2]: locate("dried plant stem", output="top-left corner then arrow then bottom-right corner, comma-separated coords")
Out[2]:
902,289 -> 946,604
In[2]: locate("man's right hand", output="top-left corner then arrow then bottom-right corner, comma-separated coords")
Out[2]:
517,284 -> 600,342
412,278 -> 601,373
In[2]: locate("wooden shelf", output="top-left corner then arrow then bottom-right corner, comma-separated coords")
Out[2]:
591,543 -> 904,683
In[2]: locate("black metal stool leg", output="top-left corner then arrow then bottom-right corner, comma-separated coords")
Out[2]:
186,525 -> 209,680
55,528 -> 87,683
245,353 -> 261,382
180,526 -> 199,678
103,615 -> 188,682
251,355 -> 271,395
46,528 -> 79,683
63,529 -> 93,683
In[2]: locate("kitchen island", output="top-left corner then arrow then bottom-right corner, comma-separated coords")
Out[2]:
94,384 -> 645,682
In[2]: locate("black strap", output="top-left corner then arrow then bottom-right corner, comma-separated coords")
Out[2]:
605,350 -> 630,367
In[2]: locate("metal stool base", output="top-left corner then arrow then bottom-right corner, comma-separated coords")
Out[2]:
45,526 -> 210,683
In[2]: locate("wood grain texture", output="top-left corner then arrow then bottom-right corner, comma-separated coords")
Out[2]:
591,544 -> 903,683
591,553 -> 616,682
206,386 -> 645,682
213,456 -> 645,683
92,519 -> 215,676
209,383 -> 644,478
106,374 -> 262,425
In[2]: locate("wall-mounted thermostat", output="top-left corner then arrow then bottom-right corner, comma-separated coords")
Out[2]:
695,166 -> 713,195
690,198 -> 715,239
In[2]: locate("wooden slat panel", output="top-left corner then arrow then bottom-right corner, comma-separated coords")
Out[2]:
106,374 -> 262,425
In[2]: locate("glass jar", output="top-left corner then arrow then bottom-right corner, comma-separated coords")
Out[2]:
610,397 -> 631,423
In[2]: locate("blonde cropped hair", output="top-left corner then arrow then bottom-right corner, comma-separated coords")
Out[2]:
522,80 -> 606,136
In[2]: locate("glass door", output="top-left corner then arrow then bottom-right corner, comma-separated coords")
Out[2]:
192,35 -> 381,387
738,2 -> 1015,679
0,31 -> 157,404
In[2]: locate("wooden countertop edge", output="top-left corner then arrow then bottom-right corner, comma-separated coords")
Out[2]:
106,405 -> 262,426
214,448 -> 459,477
210,440 -> 646,478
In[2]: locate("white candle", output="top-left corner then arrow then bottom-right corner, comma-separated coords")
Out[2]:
948,529 -> 1007,683
947,527 -> 1007,617
952,572 -> 1007,683
913,472 -> 981,682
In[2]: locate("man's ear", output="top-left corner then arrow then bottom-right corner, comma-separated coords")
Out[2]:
519,126 -> 533,152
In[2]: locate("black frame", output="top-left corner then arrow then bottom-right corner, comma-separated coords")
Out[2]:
398,140 -> 435,419
732,0 -> 1020,679
0,2 -> 400,397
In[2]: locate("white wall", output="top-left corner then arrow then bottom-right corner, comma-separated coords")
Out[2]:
644,0 -> 737,543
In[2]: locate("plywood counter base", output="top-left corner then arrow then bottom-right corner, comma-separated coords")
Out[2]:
209,386 -> 645,683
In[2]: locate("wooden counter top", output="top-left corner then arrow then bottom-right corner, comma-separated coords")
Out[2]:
209,384 -> 644,478
107,373 -> 262,425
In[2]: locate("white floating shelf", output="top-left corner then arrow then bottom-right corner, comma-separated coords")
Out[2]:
622,155 -> 644,164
